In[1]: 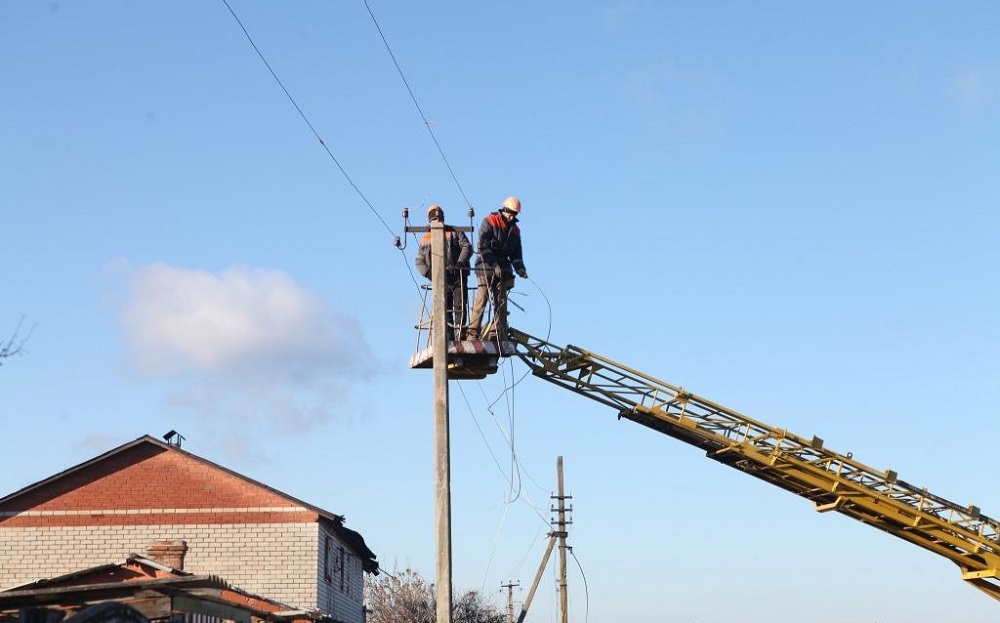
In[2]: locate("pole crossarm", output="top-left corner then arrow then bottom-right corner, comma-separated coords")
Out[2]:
508,328 -> 1000,601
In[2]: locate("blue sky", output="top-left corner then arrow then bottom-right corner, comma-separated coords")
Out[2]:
3,1 -> 999,621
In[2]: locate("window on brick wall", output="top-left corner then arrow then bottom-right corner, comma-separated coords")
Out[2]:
324,535 -> 332,583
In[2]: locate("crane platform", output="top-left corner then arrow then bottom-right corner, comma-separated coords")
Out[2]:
409,338 -> 517,380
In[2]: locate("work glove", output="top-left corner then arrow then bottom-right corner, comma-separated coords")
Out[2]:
515,267 -> 528,279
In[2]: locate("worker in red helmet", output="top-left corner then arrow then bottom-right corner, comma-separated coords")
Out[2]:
466,196 -> 527,341
415,204 -> 472,336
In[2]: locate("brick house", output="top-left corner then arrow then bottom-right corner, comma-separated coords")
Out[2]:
0,435 -> 377,623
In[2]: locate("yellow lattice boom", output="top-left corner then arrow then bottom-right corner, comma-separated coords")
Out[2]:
509,328 -> 1000,602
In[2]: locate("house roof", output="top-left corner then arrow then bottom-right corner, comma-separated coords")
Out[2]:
0,435 -> 377,574
0,554 -> 325,623
6,554 -> 192,592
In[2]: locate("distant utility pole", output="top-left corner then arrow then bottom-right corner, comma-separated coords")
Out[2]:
516,457 -> 573,623
501,581 -> 520,623
553,456 -> 572,623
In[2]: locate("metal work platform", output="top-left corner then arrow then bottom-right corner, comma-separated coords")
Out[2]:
410,339 -> 517,379
407,264 -> 515,379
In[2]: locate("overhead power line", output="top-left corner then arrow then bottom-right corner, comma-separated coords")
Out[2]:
364,0 -> 474,210
220,0 -> 397,240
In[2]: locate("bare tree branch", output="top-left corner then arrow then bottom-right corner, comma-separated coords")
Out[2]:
1,316 -> 36,366
365,568 -> 505,623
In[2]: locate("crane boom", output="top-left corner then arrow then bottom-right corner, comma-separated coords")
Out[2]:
508,328 -> 1000,601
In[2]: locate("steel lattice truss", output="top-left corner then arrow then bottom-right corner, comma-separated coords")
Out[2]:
509,328 -> 1000,602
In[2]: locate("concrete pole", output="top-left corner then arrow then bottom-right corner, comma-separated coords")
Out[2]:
556,457 -> 569,623
431,221 -> 453,623
502,582 -> 518,623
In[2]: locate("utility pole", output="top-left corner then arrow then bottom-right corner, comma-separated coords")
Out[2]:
515,457 -> 572,623
501,581 -> 520,623
553,456 -> 571,623
430,220 -> 453,623
405,211 -> 475,623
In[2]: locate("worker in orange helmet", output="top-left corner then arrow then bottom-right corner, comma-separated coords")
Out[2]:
466,196 -> 527,341
415,204 -> 472,337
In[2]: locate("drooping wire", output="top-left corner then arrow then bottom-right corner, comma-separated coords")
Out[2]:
569,548 -> 590,623
527,277 -> 554,342
475,377 -> 522,504
457,381 -> 548,521
467,274 -> 559,509
456,382 -> 512,483
482,276 -> 555,412
364,0 -> 474,210
220,0 -> 397,240
399,248 -> 422,293
503,356 -> 519,504
465,273 -> 560,588
480,493 -> 510,591
457,380 -> 550,589
503,520 -> 547,585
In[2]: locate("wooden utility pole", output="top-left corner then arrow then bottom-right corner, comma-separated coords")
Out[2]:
430,221 -> 453,623
501,581 -> 519,623
554,457 -> 571,623
516,537 -> 555,623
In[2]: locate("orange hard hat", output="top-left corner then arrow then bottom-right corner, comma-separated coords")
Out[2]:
427,204 -> 444,220
501,196 -> 521,214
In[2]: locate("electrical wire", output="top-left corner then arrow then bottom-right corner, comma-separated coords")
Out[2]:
456,382 -> 548,520
503,520 -> 546,583
364,0 -> 474,210
457,379 -> 551,592
220,0 -> 398,241
482,277 -> 554,411
363,3 -> 567,595
527,277 -> 554,342
471,274 -> 560,586
473,378 -> 522,504
480,494 -> 510,591
502,357 -> 520,504
456,382 -> 510,481
463,273 -> 560,514
399,248 -> 423,293
221,7 -> 565,606
569,548 -> 590,623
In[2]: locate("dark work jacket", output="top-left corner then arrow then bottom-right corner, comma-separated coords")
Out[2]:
415,226 -> 472,281
475,211 -> 525,275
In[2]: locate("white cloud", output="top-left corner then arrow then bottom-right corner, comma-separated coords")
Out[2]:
119,263 -> 375,434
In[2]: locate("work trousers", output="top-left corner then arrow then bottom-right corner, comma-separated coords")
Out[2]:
468,267 -> 514,339
444,275 -> 467,337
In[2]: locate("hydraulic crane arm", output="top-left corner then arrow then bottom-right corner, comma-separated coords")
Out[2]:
508,328 -> 1000,602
